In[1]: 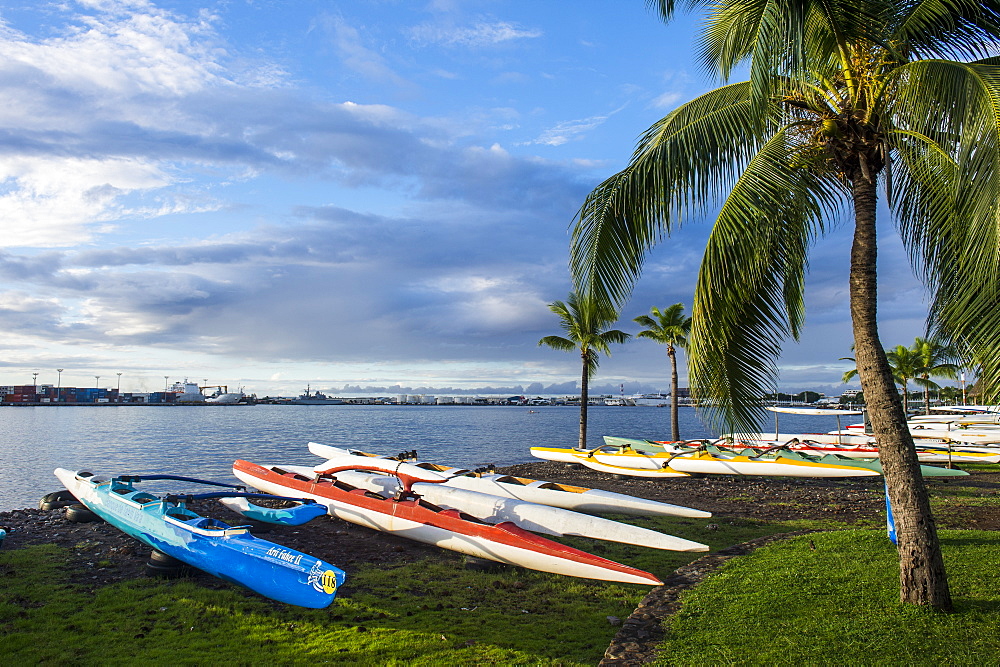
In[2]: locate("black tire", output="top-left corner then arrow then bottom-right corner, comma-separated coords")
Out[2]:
39,490 -> 78,511
148,549 -> 184,567
65,503 -> 100,523
144,562 -> 188,579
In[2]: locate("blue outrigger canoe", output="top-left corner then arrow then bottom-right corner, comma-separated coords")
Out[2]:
54,468 -> 345,608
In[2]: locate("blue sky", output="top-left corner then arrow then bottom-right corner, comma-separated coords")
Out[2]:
0,0 -> 930,397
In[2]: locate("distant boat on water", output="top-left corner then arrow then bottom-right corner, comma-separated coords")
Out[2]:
630,393 -> 671,407
290,385 -> 345,405
205,389 -> 246,404
170,379 -> 206,403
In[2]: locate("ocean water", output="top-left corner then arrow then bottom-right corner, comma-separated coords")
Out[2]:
0,404 -> 848,511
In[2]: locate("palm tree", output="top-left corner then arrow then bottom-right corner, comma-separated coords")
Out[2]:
846,344 -> 925,410
911,337 -> 961,415
634,304 -> 691,441
885,344 -> 921,412
570,1 -> 1000,609
539,292 -> 630,449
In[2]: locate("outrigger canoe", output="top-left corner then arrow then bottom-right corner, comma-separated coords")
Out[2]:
293,455 -> 707,552
233,459 -> 671,585
530,445 -> 693,478
54,469 -> 345,608
535,441 -> 969,478
307,442 -> 710,518
609,434 -> 993,466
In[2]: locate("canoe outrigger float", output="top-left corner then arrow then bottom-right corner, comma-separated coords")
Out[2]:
54,468 -> 346,608
233,459 -> 672,585
306,442 -> 710,518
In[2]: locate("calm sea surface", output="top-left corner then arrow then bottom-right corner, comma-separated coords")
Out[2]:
0,404 -> 847,511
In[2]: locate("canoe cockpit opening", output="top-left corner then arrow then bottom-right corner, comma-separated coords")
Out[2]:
189,517 -> 228,531
131,493 -> 158,504
535,482 -> 587,493
492,475 -> 527,486
413,462 -> 450,472
321,477 -> 359,493
434,505 -> 486,524
166,509 -> 197,520
113,487 -> 133,495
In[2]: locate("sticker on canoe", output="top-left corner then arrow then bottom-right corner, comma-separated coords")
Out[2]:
308,561 -> 339,595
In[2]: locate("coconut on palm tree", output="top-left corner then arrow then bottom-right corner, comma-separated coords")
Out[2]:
634,304 -> 691,441
539,292 -> 630,449
570,1 -> 1000,609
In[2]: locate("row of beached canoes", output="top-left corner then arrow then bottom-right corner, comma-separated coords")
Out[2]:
50,443 -> 715,607
531,437 -> 976,478
50,407 -> 994,608
528,406 -> 1000,479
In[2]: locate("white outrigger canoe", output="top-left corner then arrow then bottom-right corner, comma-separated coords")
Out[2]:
530,445 -> 693,478
233,459 -> 669,585
277,456 -> 707,552
307,442 -> 710,518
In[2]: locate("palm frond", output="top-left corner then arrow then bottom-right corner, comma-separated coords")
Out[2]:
889,60 -> 1000,401
571,82 -> 767,307
689,127 -> 844,434
538,335 -> 577,353
894,0 -> 1000,61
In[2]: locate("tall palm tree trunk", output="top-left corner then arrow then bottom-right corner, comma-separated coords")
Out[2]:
668,346 -> 680,441
849,176 -> 952,610
578,351 -> 589,449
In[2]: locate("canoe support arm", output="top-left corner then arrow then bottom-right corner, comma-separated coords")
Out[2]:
165,492 -> 318,504
313,463 -> 447,496
117,474 -> 246,490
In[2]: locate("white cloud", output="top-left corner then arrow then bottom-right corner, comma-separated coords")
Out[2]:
651,91 -> 682,109
0,1 -> 224,98
323,15 -> 414,90
532,111 -> 619,147
409,21 -> 542,48
0,156 -> 174,247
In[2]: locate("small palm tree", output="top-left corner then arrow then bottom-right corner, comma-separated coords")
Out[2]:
886,345 -> 921,413
840,346 -> 858,385
634,304 -> 691,441
911,337 -> 961,415
539,292 -> 629,449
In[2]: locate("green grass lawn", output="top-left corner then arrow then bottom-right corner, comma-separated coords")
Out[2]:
655,529 -> 1000,666
0,516 -> 801,665
1,493 -> 997,664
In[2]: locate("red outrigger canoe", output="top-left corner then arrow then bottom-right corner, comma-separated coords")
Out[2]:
233,459 -> 663,586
